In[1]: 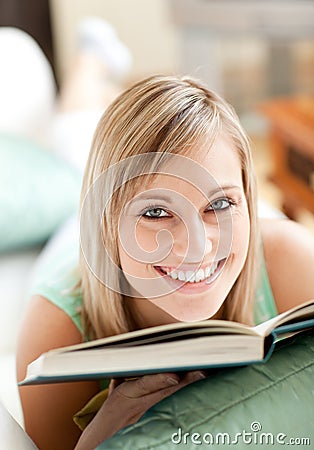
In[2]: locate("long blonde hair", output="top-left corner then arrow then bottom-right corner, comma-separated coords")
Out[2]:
79,75 -> 259,339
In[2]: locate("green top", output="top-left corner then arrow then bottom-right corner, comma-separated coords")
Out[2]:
30,245 -> 278,334
254,249 -> 278,324
30,241 -> 84,334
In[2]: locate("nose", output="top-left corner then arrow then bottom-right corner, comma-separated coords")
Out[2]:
173,213 -> 215,263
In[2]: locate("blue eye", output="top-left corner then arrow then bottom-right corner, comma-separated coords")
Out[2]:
208,198 -> 233,211
143,208 -> 170,219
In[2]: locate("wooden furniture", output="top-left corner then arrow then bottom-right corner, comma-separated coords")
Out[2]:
259,97 -> 314,220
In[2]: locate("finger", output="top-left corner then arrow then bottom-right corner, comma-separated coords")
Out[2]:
140,370 -> 207,406
117,372 -> 181,398
150,370 -> 207,398
109,378 -> 124,395
117,370 -> 207,400
180,370 -> 207,385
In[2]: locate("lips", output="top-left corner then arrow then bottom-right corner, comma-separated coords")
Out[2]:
154,258 -> 227,285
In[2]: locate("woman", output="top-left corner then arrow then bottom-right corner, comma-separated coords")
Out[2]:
17,75 -> 314,450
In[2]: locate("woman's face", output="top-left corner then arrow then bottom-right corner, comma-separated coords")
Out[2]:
118,135 -> 250,326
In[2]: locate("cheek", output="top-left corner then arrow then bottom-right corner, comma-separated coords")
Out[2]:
118,241 -> 151,279
118,243 -> 134,274
135,224 -> 159,253
118,221 -> 154,271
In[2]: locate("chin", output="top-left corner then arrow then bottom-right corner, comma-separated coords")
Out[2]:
158,302 -> 223,323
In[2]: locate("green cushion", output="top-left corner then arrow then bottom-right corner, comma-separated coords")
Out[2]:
97,331 -> 314,449
0,134 -> 81,252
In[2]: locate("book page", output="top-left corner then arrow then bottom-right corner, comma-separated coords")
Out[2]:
50,319 -> 258,355
254,298 -> 314,337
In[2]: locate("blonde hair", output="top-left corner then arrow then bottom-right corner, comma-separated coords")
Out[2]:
79,75 -> 259,339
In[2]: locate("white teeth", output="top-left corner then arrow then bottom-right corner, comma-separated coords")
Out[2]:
195,269 -> 204,282
160,261 -> 222,283
178,271 -> 185,281
186,271 -> 195,282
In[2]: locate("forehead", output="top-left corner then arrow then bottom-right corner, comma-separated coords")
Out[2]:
135,135 -> 243,197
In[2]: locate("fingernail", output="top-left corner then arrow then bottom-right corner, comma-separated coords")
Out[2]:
195,371 -> 207,380
167,377 -> 180,386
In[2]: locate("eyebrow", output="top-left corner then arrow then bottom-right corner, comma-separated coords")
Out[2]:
207,185 -> 242,197
131,185 -> 242,204
130,194 -> 174,205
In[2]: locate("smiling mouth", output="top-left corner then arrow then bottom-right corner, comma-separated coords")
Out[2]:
154,258 -> 227,285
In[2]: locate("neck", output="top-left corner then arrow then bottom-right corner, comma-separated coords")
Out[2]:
126,295 -> 225,330
127,296 -> 177,329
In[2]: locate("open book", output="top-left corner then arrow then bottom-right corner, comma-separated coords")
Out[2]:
20,299 -> 314,385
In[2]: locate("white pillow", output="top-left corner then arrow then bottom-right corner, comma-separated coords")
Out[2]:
0,27 -> 56,147
0,248 -> 42,353
0,401 -> 37,448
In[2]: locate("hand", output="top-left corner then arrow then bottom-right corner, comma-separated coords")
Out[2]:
107,370 -> 207,424
75,370 -> 206,450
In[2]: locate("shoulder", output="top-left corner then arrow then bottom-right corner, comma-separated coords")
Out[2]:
17,295 -> 83,380
260,218 -> 314,313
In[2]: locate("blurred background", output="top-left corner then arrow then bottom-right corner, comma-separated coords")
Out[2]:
0,0 -> 313,428
0,0 -> 313,224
